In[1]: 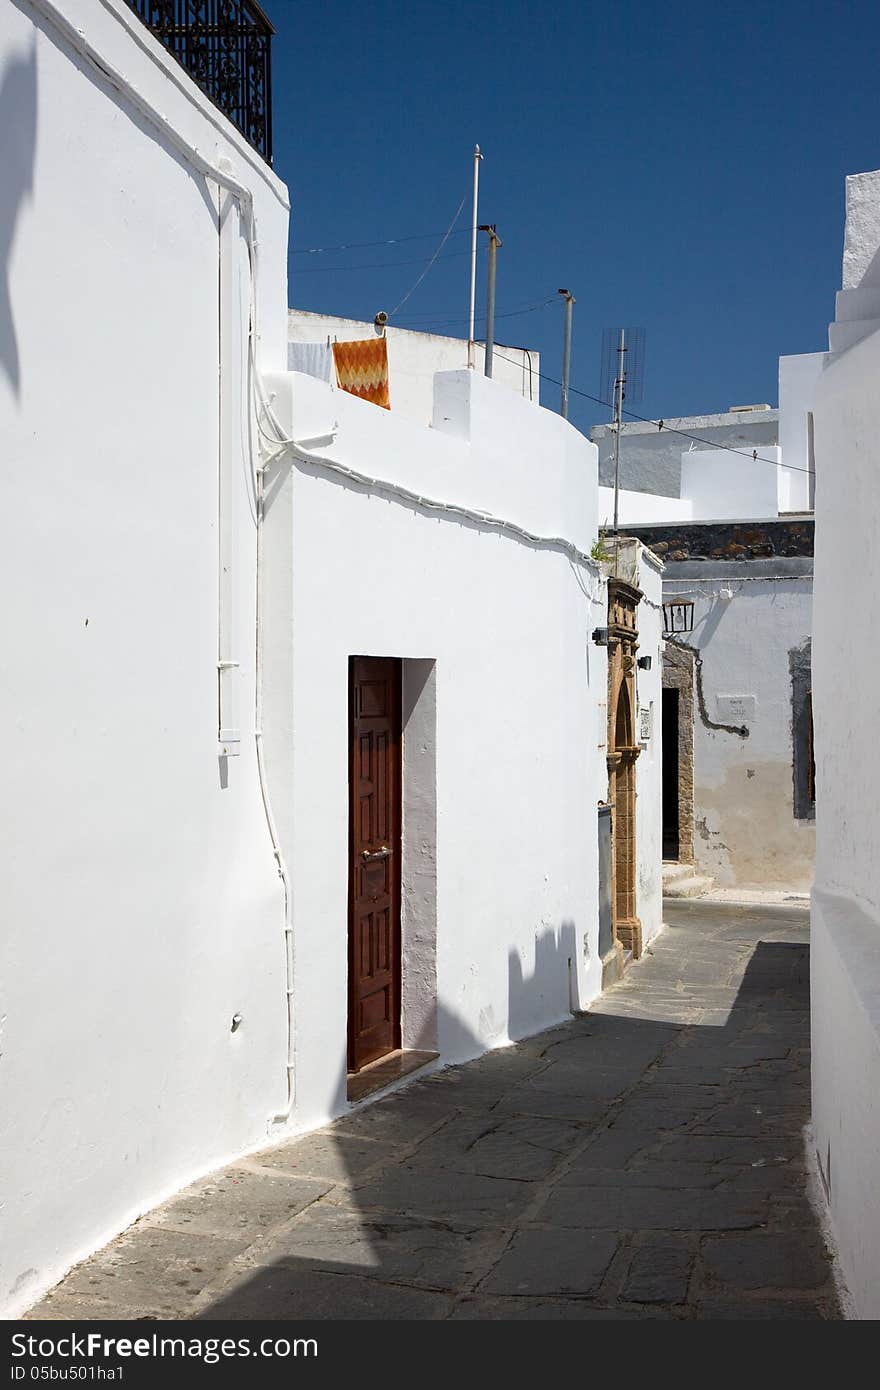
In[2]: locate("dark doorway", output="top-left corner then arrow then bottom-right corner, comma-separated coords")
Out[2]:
662,687 -> 680,860
348,656 -> 402,1072
598,804 -> 614,961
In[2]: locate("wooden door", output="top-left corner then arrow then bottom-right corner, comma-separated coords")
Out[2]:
348,657 -> 402,1072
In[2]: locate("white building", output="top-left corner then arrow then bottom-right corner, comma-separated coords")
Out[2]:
0,0 -> 662,1317
811,166 -> 880,1320
592,376 -> 817,893
258,368 -> 663,1127
594,396 -> 817,526
288,309 -> 539,428
1,0 -> 290,1322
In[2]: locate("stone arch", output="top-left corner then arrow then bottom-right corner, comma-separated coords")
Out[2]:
615,679 -> 633,749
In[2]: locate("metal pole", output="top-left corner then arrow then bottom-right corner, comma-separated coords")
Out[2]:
558,289 -> 575,419
481,225 -> 500,378
612,328 -> 626,572
467,145 -> 482,369
612,328 -> 627,533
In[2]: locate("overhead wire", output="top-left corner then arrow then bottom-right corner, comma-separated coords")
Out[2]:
291,227 -> 806,470
292,227 -> 470,255
491,350 -> 814,476
252,360 -> 602,592
395,296 -> 558,331
387,192 -> 468,319
293,246 -> 480,275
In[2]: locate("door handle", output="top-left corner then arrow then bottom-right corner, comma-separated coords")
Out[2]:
362,845 -> 392,862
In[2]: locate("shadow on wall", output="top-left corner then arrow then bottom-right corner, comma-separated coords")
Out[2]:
508,922 -> 578,1044
193,933 -> 827,1320
407,922 -> 579,1073
0,35 -> 37,400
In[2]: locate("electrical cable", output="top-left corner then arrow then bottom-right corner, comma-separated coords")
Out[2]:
252,377 -> 601,594
664,574 -> 813,588
293,228 -> 470,255
294,246 -> 480,275
30,0 -> 299,1129
396,293 -> 558,322
387,193 -> 468,319
492,349 -> 814,476
395,296 -> 557,330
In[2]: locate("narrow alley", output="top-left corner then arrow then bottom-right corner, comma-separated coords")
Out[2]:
27,903 -> 840,1321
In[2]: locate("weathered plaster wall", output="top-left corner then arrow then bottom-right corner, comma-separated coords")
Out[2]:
662,643 -> 696,865
811,284 -> 880,1317
288,309 -> 539,427
0,0 -> 290,1317
261,368 -> 611,1133
841,168 -> 880,289
662,559 -> 815,890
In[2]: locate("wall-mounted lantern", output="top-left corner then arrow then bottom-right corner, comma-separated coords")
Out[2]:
662,599 -> 694,635
637,654 -> 652,670
591,627 -> 609,646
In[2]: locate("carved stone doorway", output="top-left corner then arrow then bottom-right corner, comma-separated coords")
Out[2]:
607,578 -> 643,966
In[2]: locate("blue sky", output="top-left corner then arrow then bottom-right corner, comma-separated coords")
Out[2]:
271,0 -> 880,434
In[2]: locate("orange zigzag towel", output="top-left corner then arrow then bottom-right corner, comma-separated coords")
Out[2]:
332,337 -> 391,410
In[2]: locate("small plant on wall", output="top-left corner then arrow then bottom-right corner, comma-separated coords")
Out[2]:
590,531 -> 613,563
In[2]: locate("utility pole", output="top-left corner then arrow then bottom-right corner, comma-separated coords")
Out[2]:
612,327 -> 627,571
467,145 -> 482,369
479,224 -> 501,378
558,289 -> 575,419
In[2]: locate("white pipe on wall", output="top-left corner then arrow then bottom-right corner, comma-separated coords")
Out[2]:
26,0 -> 298,1126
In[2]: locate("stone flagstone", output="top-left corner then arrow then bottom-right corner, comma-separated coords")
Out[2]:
26,902 -> 841,1322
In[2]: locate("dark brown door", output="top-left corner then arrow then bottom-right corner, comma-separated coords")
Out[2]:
348,657 -> 402,1072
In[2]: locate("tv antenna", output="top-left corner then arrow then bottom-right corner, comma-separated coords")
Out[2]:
600,327 -> 645,563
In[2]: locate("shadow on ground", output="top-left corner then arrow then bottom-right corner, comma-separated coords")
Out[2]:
28,903 -> 840,1321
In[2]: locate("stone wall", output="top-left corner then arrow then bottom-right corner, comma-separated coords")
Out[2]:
626,519 -> 814,564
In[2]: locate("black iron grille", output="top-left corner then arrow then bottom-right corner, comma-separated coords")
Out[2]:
123,1 -> 274,162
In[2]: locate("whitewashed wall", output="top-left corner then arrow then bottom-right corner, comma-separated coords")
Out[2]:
288,309 -> 539,427
260,369 -> 608,1132
634,551 -> 665,945
598,486 -> 693,527
663,561 -> 814,890
778,352 -> 824,510
592,411 -> 779,500
598,449 -> 784,526
0,0 -> 658,1321
812,262 -> 880,1317
680,447 -> 783,521
0,0 -> 289,1317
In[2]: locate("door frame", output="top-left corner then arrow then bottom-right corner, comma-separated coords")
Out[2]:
347,655 -> 403,1073
606,577 -> 643,961
661,644 -> 696,865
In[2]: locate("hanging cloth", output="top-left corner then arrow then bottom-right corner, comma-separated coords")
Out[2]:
287,341 -> 333,381
332,336 -> 391,410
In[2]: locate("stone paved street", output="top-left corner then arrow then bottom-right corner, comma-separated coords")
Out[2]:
27,902 -> 840,1320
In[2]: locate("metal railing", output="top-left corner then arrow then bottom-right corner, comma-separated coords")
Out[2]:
123,1 -> 274,162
